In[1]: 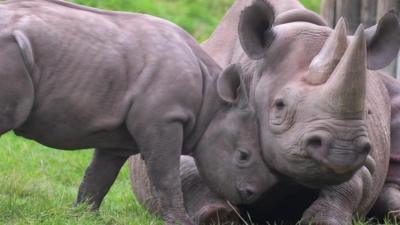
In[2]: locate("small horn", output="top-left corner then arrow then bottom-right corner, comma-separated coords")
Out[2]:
322,24 -> 367,118
306,18 -> 348,85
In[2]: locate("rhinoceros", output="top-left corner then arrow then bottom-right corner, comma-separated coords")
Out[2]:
0,0 -> 275,224
129,0 -> 400,224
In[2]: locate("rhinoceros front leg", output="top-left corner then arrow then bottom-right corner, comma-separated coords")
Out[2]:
75,148 -> 128,210
373,185 -> 400,219
129,155 -> 239,225
301,169 -> 367,225
129,121 -> 194,225
179,156 -> 239,225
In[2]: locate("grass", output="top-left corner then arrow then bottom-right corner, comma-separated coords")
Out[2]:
1,0 -> 386,225
0,132 -> 162,225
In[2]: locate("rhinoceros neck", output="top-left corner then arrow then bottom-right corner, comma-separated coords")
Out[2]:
202,0 -> 304,67
183,55 -> 225,153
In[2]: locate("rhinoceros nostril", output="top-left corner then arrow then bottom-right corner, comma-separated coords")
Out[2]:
361,142 -> 371,154
304,135 -> 329,162
306,136 -> 323,150
238,187 -> 255,201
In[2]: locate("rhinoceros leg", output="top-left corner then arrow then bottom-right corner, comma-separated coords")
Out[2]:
372,185 -> 400,219
75,148 -> 128,210
301,167 -> 374,225
129,155 -> 239,225
372,75 -> 400,219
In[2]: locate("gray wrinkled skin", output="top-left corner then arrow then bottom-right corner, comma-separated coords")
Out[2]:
130,96 -> 278,224
130,0 -> 400,224
0,1 -> 273,224
130,155 -> 242,225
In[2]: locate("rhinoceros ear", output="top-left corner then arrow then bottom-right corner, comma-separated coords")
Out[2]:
366,11 -> 400,70
238,0 -> 275,60
217,64 -> 249,108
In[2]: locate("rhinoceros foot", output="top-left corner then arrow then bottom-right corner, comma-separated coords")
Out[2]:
373,185 -> 400,221
300,218 -> 346,225
194,203 -> 240,225
164,213 -> 195,225
301,201 -> 352,225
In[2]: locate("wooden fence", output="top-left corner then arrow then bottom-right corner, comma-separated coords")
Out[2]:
320,0 -> 400,78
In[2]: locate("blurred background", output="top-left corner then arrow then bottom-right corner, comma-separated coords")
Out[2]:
72,0 -> 321,41
321,0 -> 400,78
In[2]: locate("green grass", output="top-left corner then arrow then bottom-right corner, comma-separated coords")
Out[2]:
2,0 -> 386,225
71,0 -> 236,42
0,132 -> 162,225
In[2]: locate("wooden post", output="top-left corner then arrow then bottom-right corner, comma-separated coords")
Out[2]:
321,0 -> 336,27
361,0 -> 377,27
336,0 -> 362,33
397,53 -> 400,79
377,0 -> 400,18
320,0 -> 399,78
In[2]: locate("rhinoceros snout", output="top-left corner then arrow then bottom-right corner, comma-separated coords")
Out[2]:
303,133 -> 371,175
236,184 -> 257,204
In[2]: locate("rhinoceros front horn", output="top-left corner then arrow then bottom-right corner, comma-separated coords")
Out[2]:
306,18 -> 348,85
321,24 -> 367,118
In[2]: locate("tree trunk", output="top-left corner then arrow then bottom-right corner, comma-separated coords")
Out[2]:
361,0 -> 377,27
321,0 -> 336,27
336,0 -> 362,33
397,53 -> 400,79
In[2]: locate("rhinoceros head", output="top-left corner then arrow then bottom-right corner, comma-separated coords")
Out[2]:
238,0 -> 400,187
194,64 -> 275,205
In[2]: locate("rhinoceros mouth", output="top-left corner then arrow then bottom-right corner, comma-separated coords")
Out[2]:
285,145 -> 366,188
298,172 -> 355,188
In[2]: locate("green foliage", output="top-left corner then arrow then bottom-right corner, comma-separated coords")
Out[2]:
300,0 -> 321,13
71,0 -> 235,42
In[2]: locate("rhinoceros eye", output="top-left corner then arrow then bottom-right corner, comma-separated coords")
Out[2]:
271,98 -> 288,124
239,151 -> 249,161
274,99 -> 285,110
234,148 -> 252,167
269,88 -> 298,133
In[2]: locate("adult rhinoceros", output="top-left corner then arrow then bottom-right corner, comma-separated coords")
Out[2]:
129,0 -> 400,224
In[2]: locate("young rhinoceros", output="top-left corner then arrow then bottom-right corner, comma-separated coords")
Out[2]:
129,94 -> 277,224
0,0 -> 272,224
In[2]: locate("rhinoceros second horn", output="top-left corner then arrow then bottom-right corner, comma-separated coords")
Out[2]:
306,17 -> 348,85
322,24 -> 367,118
